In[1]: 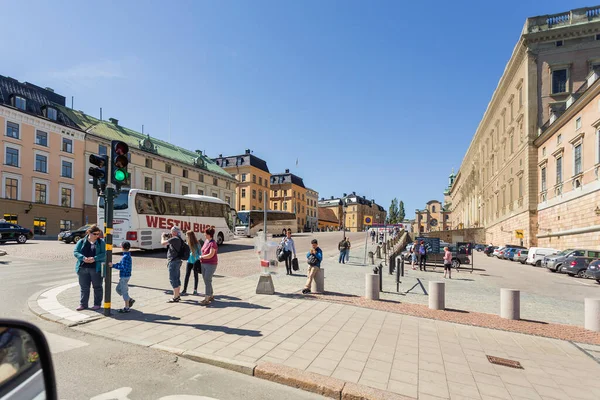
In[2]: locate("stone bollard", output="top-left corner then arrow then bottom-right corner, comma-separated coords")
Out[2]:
500,289 -> 520,320
376,246 -> 382,259
311,268 -> 325,293
429,282 -> 445,310
365,274 -> 380,300
383,242 -> 387,255
368,251 -> 375,265
585,298 -> 600,331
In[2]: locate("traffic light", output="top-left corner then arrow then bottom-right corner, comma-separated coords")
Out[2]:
110,140 -> 129,190
88,154 -> 108,192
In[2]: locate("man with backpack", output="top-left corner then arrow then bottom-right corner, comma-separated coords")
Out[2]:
161,226 -> 190,303
418,240 -> 427,271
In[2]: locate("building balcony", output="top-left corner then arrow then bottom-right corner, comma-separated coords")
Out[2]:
526,6 -> 600,33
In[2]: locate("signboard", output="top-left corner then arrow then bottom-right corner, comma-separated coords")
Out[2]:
415,237 -> 441,254
515,229 -> 524,239
457,242 -> 473,255
364,216 -> 373,225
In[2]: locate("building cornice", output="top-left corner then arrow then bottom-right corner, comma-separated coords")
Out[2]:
0,105 -> 85,141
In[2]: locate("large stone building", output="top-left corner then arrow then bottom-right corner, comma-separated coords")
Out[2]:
534,70 -> 600,249
448,6 -> 600,247
412,200 -> 451,234
306,187 -> 319,231
0,76 -> 86,235
57,109 -> 236,225
318,192 -> 386,232
213,150 -> 270,211
270,169 -> 308,230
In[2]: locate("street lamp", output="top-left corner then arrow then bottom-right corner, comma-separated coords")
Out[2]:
342,198 -> 348,237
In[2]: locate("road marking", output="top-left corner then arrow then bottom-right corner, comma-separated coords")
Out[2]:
43,331 -> 89,354
572,279 -> 596,287
37,282 -> 91,322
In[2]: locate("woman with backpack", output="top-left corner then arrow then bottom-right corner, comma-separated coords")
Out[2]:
418,240 -> 427,271
181,231 -> 203,295
161,226 -> 189,303
198,227 -> 219,306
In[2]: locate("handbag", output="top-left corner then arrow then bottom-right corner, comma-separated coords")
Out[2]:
307,254 -> 319,266
292,257 -> 299,271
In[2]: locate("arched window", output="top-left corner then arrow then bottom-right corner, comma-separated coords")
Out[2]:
432,205 -> 436,213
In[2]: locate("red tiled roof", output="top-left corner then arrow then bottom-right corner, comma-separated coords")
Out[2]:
319,208 -> 339,224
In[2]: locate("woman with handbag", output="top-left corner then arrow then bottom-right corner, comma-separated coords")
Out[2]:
198,227 -> 219,306
181,231 -> 203,295
281,229 -> 297,275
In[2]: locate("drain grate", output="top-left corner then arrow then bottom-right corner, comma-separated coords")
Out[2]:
486,355 -> 524,369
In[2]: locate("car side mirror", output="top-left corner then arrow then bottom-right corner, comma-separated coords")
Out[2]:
0,319 -> 57,400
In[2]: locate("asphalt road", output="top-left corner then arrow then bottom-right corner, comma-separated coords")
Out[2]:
0,256 -> 326,400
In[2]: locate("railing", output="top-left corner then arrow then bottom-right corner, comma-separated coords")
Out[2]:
548,12 -> 570,27
527,6 -> 600,32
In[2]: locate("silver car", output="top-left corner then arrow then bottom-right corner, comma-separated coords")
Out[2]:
514,249 -> 528,264
544,249 -> 600,272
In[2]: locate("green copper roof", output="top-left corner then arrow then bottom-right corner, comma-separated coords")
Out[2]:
57,106 -> 233,180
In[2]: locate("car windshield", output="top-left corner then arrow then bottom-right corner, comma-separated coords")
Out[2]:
557,249 -> 574,256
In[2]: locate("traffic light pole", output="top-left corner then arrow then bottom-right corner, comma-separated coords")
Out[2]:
103,187 -> 114,316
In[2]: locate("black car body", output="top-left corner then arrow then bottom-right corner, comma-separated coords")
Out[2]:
0,222 -> 34,244
559,256 -> 595,277
585,260 -> 600,282
58,224 -> 93,244
484,246 -> 498,256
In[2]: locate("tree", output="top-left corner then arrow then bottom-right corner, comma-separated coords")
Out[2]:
398,200 -> 406,222
387,198 -> 399,224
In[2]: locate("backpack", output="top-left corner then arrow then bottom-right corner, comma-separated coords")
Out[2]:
177,237 -> 191,261
419,245 -> 426,255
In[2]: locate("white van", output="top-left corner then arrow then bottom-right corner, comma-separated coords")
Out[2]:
526,247 -> 559,266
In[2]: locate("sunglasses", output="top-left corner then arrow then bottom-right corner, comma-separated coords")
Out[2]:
91,232 -> 101,236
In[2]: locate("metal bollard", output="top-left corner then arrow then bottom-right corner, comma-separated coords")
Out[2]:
368,251 -> 374,265
365,273 -> 380,300
383,242 -> 387,255
585,298 -> 600,331
429,282 -> 445,310
376,246 -> 382,259
500,289 -> 520,320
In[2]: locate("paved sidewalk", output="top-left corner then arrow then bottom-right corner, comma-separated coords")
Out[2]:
31,254 -> 600,400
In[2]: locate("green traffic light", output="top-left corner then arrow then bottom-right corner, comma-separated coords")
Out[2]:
114,169 -> 126,182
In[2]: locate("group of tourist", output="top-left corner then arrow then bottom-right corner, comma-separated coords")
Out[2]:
409,240 -> 455,279
73,224 -> 220,313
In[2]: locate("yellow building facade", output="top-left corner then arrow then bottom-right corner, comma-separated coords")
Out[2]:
270,169 -> 308,230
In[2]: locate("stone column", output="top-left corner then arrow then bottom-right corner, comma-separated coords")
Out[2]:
585,298 -> 600,332
500,289 -> 520,320
429,282 -> 445,310
365,274 -> 379,300
311,268 -> 324,293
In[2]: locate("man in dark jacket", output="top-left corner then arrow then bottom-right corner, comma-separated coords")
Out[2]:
418,240 -> 428,271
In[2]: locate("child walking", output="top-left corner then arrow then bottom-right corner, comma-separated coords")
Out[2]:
443,246 -> 452,279
109,241 -> 134,313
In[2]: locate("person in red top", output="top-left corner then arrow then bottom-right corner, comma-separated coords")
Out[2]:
443,246 -> 453,279
198,227 -> 218,305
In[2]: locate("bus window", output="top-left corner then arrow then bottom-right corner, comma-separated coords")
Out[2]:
165,197 -> 181,216
135,193 -> 166,215
99,190 -> 129,210
181,200 -> 195,216
194,201 -> 207,217
207,203 -> 224,218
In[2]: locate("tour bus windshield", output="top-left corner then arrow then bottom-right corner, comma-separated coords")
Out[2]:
98,190 -> 129,210
236,212 -> 250,226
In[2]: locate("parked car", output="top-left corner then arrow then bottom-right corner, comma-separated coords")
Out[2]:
0,221 -> 34,244
544,249 -> 600,272
493,246 -> 506,258
559,256 -> 596,277
474,244 -> 486,252
514,249 -> 528,264
526,247 -> 559,267
585,260 -> 600,283
58,224 -> 102,244
484,246 -> 498,256
505,248 -> 519,261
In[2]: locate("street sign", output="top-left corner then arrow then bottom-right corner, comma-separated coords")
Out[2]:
364,216 -> 373,225
515,229 -> 524,239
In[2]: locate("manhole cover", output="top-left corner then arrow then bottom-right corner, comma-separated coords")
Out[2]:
486,355 -> 523,369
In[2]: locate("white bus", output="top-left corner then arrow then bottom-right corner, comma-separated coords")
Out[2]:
235,210 -> 297,237
97,189 -> 235,250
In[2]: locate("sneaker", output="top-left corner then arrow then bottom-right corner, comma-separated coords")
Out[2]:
168,297 -> 180,303
128,298 -> 136,308
76,305 -> 87,311
181,291 -> 188,296
302,288 -> 311,294
193,290 -> 198,295
91,305 -> 101,310
117,308 -> 130,313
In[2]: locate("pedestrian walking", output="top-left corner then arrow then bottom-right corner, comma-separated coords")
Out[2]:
108,241 -> 135,313
74,225 -> 106,311
345,238 -> 351,263
198,227 -> 218,306
280,229 -> 297,275
161,226 -> 187,303
338,237 -> 349,264
411,242 -> 418,270
182,231 -> 203,296
302,239 -> 323,294
418,240 -> 428,271
370,229 -> 376,244
443,246 -> 452,279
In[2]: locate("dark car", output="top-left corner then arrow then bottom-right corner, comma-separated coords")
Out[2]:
58,224 -> 98,244
585,260 -> 600,283
0,222 -> 34,244
474,244 -> 486,252
484,246 -> 497,256
559,256 -> 595,278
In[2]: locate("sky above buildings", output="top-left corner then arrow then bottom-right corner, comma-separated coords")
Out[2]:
1,0 -> 590,218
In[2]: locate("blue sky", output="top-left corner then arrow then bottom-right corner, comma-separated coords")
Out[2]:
1,0 -> 590,218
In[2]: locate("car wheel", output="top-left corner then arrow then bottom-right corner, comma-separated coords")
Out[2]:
535,260 -> 542,267
217,232 -> 224,245
567,273 -> 575,277
597,279 -> 600,284
16,234 -> 27,244
577,270 -> 586,278
452,259 -> 461,269
73,235 -> 82,243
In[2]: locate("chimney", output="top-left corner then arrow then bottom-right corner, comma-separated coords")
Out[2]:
219,154 -> 223,158
45,87 -> 54,93
285,169 -> 290,173
372,199 -> 375,203
245,149 -> 251,154
352,191 -> 356,195
343,193 -> 347,197
109,118 -> 119,126
330,196 -> 334,200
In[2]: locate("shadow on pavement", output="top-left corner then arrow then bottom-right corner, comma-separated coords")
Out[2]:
113,311 -> 182,322
157,321 -> 262,336
521,319 -> 549,325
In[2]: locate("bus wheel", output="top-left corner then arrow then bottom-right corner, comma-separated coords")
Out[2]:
217,232 -> 224,245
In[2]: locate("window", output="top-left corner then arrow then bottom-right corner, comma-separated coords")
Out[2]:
199,174 -> 204,182
574,143 -> 583,175
6,122 -> 19,139
144,177 -> 153,191
576,117 -> 582,130
556,40 -> 563,47
34,217 -> 47,235
145,158 -> 152,168
518,86 -> 523,108
252,206 -> 256,210
542,147 -> 546,157
556,157 -> 563,184
62,138 -> 73,153
35,183 -> 47,204
252,174 -> 256,183
61,187 -> 72,207
274,203 -> 278,210
258,191 -> 263,202
198,189 -> 204,195
265,180 -> 268,188
98,145 -> 107,156
225,196 -> 231,205
518,176 -> 523,199
60,220 -> 74,231
183,169 -> 188,178
274,190 -> 278,197
35,154 -> 47,173
259,177 -> 263,185
541,167 -> 547,191
15,96 -> 26,110
182,185 -> 189,195
212,192 -> 218,198
241,205 -> 246,211
4,214 -> 17,224
164,182 -> 172,193
557,134 -> 562,145
284,190 -> 288,197
510,135 -> 514,154
241,189 -> 246,198
241,174 -> 247,182
5,147 -> 19,167
46,107 -> 57,121
252,189 -> 256,199
35,131 -> 48,146
552,69 -> 568,94
432,206 -> 436,212
61,160 -> 73,178
165,164 -> 171,173
5,178 -> 18,199
283,202 -> 288,211
165,198 -> 180,215
213,178 -> 218,186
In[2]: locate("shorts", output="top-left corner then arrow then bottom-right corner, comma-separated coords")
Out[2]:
444,263 -> 452,271
168,259 -> 183,288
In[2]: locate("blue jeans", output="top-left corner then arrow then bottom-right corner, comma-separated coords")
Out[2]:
168,259 -> 182,289
116,277 -> 130,302
78,267 -> 103,308
202,263 -> 217,296
339,250 -> 347,263
345,250 -> 350,262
